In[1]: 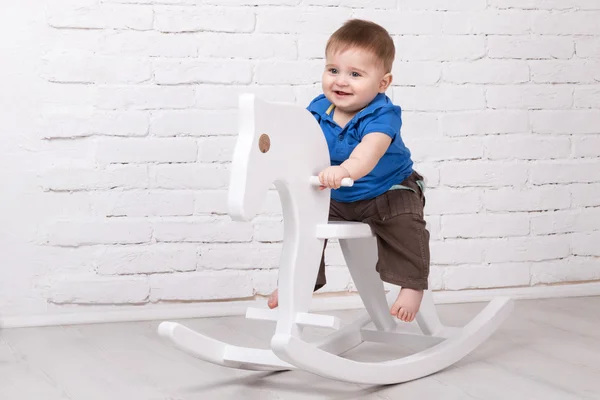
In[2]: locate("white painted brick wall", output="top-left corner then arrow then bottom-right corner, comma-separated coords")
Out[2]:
2,0 -> 599,319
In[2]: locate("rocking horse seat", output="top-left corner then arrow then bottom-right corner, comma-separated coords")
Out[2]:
316,221 -> 374,240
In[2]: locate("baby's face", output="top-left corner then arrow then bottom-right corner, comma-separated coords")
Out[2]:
322,47 -> 390,114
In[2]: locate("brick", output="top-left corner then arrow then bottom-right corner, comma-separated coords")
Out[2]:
47,29 -> 102,55
100,31 -> 198,58
489,0 -> 600,10
257,7 -> 352,34
576,38 -> 600,58
530,60 -> 600,84
150,164 -> 230,190
42,165 -> 149,192
46,275 -> 149,304
207,0 -> 299,4
96,138 -> 197,164
255,60 -> 323,85
485,235 -> 570,263
530,161 -> 600,184
36,137 -> 97,169
254,216 -> 284,242
574,86 -> 600,109
443,11 -> 531,35
484,186 -> 571,212
44,220 -> 153,246
154,7 -> 255,33
425,215 -> 441,241
195,85 -> 296,109
573,135 -> 600,158
444,263 -> 530,290
199,136 -> 237,162
150,270 -> 254,301
485,135 -> 571,160
41,110 -> 148,139
353,10 -> 443,35
94,244 -> 197,275
154,59 -> 253,85
95,86 -> 195,110
320,267 -> 354,293
151,110 -> 238,136
45,83 -> 97,112
442,213 -> 529,238
91,190 -> 195,217
198,243 -> 281,270
250,269 -> 279,296
48,4 -> 153,30
430,239 -> 486,264
487,35 -> 574,59
531,110 -> 600,134
533,11 -> 600,35
414,163 -> 440,187
294,85 -> 326,107
531,208 -> 600,235
424,188 -> 482,215
394,86 -> 486,111
298,35 -> 329,60
486,85 -> 573,109
408,137 -> 484,162
153,217 -> 253,243
305,0 -> 395,7
43,53 -> 151,85
391,62 -> 441,86
441,110 -> 529,136
443,60 -> 530,84
427,265 -> 444,291
105,0 -> 201,3
394,35 -> 486,61
197,33 -> 297,60
399,112 -> 440,140
398,0 -> 487,10
572,232 -> 600,256
570,183 -> 600,208
440,162 -> 528,187
531,257 -> 600,285
195,190 -> 229,215
194,191 -> 283,216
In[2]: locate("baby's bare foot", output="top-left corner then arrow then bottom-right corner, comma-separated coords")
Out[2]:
267,289 -> 278,309
390,288 -> 424,322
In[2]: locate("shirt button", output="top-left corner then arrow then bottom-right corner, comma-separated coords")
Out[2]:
338,134 -> 344,140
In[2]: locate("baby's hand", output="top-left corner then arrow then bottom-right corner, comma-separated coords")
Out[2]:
318,166 -> 351,190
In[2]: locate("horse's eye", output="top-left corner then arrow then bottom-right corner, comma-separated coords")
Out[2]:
259,134 -> 270,153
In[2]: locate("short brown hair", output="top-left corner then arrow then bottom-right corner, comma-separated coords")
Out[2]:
325,19 -> 395,73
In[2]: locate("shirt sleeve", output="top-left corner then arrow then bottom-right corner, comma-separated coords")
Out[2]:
360,106 -> 402,141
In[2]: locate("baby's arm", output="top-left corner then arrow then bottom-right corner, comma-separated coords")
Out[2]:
341,132 -> 391,180
318,132 -> 391,188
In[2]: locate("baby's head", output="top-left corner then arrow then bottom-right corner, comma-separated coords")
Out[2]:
323,19 -> 395,114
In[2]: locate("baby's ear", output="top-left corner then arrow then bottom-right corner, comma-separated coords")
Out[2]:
379,73 -> 393,92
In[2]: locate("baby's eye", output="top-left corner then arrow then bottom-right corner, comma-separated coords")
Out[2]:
351,72 -> 361,77
328,68 -> 338,74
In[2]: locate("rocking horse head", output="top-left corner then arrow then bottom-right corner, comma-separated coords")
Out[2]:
228,94 -> 331,221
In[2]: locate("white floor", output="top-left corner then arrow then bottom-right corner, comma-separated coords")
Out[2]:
1,296 -> 600,400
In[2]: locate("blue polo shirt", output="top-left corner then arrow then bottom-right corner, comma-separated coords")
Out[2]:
307,93 -> 413,203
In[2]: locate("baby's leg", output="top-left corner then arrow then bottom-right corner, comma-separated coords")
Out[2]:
390,287 -> 424,322
368,176 -> 430,322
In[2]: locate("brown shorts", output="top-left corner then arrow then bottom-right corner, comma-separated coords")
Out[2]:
315,170 -> 430,291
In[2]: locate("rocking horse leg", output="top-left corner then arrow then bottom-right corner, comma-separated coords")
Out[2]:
339,237 -> 396,332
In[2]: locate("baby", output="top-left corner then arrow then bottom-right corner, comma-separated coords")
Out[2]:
268,19 -> 430,323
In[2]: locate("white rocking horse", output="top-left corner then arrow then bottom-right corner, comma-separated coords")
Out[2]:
158,94 -> 514,385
